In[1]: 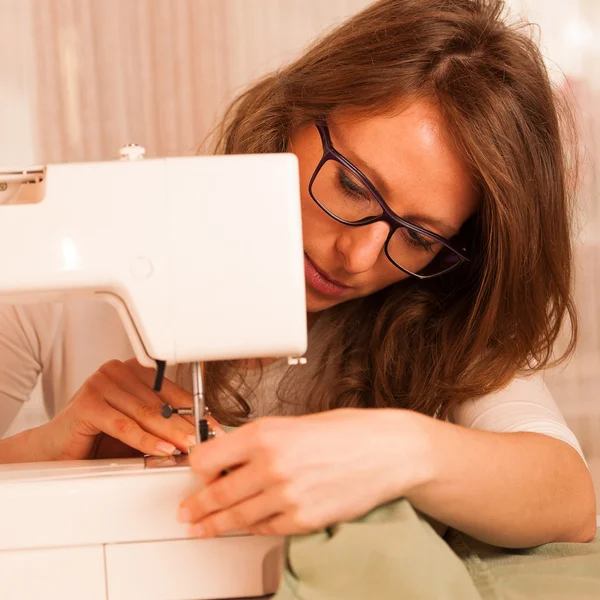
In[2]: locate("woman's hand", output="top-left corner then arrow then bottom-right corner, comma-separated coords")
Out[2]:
32,359 -> 222,461
178,408 -> 433,537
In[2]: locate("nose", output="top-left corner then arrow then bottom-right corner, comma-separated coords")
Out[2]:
335,221 -> 390,274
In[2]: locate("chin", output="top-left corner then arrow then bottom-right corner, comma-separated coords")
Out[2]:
305,289 -> 351,313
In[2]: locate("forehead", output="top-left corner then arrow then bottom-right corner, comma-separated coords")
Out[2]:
328,101 -> 478,233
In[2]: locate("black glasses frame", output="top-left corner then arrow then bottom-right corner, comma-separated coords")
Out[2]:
308,122 -> 471,279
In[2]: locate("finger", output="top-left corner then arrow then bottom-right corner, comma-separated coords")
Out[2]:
188,425 -> 255,482
179,463 -> 264,522
125,360 -> 214,430
186,492 -> 282,539
125,359 -> 191,406
121,361 -> 225,442
101,360 -> 185,413
249,513 -> 314,537
82,401 -> 180,457
91,371 -> 196,452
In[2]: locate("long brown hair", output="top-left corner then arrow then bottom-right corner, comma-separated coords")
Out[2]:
202,0 -> 578,423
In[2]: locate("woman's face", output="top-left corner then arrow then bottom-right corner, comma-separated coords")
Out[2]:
289,100 -> 479,313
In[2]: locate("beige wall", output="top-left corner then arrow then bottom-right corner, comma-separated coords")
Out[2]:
1,0 -> 599,502
0,0 -> 371,165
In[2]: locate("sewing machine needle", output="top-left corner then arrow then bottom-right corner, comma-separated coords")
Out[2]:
191,361 -> 204,446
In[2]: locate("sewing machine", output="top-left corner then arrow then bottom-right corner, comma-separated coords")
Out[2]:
0,148 -> 307,599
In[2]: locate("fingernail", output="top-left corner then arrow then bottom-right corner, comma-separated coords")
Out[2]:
177,506 -> 192,523
187,435 -> 198,446
156,441 -> 176,455
189,523 -> 205,538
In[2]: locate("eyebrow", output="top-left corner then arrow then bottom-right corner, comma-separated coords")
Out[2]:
330,127 -> 393,198
329,126 -> 458,238
402,214 -> 458,238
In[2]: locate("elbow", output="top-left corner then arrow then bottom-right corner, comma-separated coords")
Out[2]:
572,511 -> 597,544
564,478 -> 597,544
558,443 -> 598,544
569,517 -> 597,544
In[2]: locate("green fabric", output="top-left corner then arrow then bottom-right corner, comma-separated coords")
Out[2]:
274,499 -> 480,600
273,498 -> 600,600
448,528 -> 600,600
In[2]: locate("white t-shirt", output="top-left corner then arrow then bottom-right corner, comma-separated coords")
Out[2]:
0,300 -> 585,459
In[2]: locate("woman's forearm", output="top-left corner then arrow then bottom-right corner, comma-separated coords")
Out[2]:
0,426 -> 50,464
399,412 -> 597,548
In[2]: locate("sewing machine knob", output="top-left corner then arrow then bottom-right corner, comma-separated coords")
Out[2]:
119,143 -> 146,161
160,404 -> 174,418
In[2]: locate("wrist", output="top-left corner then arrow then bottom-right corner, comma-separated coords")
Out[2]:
376,408 -> 438,502
24,421 -> 70,462
0,425 -> 52,464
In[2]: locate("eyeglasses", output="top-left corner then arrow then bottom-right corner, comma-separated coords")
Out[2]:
308,123 -> 470,279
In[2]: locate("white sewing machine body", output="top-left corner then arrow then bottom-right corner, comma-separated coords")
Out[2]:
0,152 -> 307,599
0,152 -> 307,367
0,457 -> 284,599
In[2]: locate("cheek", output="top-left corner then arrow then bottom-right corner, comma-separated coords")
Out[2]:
300,189 -> 336,247
369,264 -> 408,294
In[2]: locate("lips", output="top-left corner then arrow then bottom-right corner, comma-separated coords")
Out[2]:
304,254 -> 350,297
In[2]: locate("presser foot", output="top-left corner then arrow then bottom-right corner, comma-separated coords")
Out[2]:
187,419 -> 215,454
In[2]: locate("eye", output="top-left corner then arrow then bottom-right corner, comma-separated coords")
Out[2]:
337,168 -> 370,202
403,228 -> 435,253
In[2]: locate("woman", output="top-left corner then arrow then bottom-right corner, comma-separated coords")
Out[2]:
0,0 -> 595,549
